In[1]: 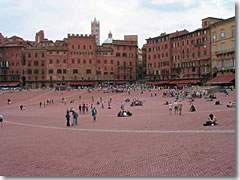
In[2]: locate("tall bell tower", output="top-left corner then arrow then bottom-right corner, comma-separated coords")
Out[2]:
91,18 -> 100,46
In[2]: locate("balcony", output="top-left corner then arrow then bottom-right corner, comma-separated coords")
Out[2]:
213,66 -> 235,73
215,49 -> 235,56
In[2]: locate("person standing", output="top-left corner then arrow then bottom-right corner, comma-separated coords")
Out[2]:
40,102 -> 42,108
79,104 -> 82,113
92,107 -> 97,121
178,100 -> 183,115
173,100 -> 178,114
72,111 -> 78,126
82,103 -> 85,113
0,114 -> 3,126
65,110 -> 70,127
168,102 -> 173,114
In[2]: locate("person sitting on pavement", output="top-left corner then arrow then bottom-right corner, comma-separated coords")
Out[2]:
163,101 -> 169,105
226,101 -> 233,108
117,110 -> 132,117
215,100 -> 221,105
203,114 -> 217,126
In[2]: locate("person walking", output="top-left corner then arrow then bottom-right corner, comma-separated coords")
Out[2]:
40,102 -> 42,108
173,100 -> 178,114
92,107 -> 97,121
178,100 -> 183,115
65,110 -> 70,127
168,102 -> 173,114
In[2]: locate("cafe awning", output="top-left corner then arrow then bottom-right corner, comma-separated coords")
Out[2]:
207,75 -> 235,84
69,82 -> 95,86
0,82 -> 20,87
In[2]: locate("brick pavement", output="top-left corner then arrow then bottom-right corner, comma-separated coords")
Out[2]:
0,88 -> 236,176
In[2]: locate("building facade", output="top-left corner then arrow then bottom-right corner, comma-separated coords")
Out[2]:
170,27 -> 212,83
144,30 -> 188,81
210,17 -> 235,77
0,28 -> 138,88
143,17 -> 234,85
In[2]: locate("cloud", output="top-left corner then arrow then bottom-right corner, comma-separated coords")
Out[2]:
0,0 -> 235,48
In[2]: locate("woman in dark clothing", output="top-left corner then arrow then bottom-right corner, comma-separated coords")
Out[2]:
203,114 -> 217,126
65,110 -> 70,126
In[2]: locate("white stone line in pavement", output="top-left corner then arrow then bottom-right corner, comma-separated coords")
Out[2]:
4,120 -> 235,134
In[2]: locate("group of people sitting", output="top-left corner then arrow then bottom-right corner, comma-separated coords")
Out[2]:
117,110 -> 132,117
130,99 -> 143,106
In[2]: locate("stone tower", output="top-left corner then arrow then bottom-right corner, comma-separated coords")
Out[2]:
91,18 -> 100,46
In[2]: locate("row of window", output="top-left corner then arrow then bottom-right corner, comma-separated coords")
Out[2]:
148,30 -> 208,44
148,44 -> 168,52
172,50 -> 207,61
11,62 -> 20,66
70,52 -> 94,55
48,51 -> 66,55
97,59 -> 114,64
96,52 -> 113,55
147,61 -> 170,68
96,71 -> 114,75
71,44 -> 92,50
213,59 -> 235,68
117,61 -> 133,66
149,52 -> 169,59
212,29 -> 235,42
115,46 -> 133,51
0,52 -> 20,58
172,30 -> 207,42
116,52 -> 134,57
27,76 -> 45,81
48,69 -> 67,74
117,67 -> 133,73
116,75 -> 133,80
172,37 -> 207,48
26,69 -> 45,75
212,41 -> 235,54
28,60 -> 45,67
28,52 -> 45,58
147,36 -> 169,44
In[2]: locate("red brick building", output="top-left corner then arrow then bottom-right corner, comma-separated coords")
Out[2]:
143,17 -> 225,85
67,34 -> 97,87
171,29 -> 211,82
144,30 -> 188,81
170,18 -> 222,83
0,36 -> 29,87
14,30 -> 137,88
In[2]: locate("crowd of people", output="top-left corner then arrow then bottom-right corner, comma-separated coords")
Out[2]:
1,84 -> 235,128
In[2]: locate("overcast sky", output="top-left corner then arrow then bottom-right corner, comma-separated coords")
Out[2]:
0,0 -> 235,48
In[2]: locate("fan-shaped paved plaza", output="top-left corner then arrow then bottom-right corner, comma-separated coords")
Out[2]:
0,88 -> 235,176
